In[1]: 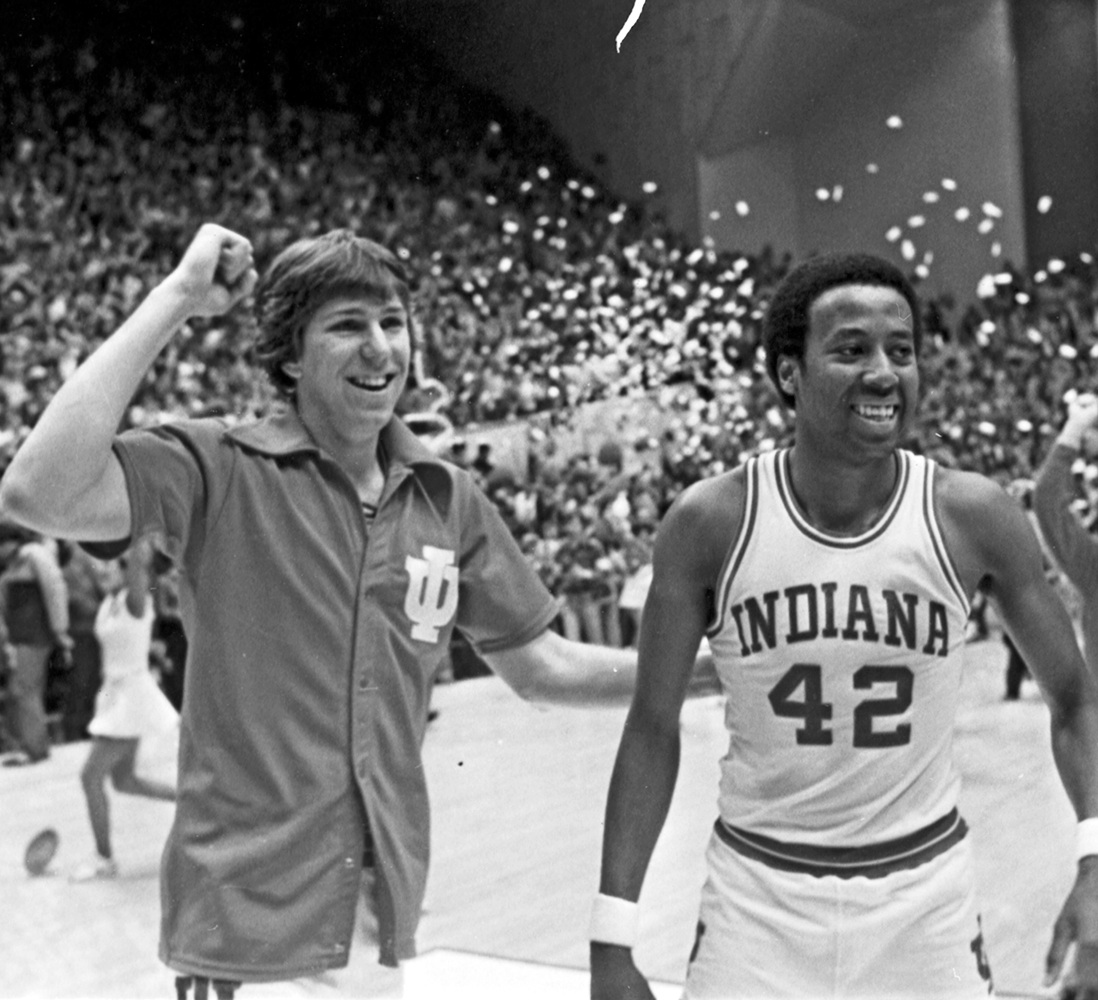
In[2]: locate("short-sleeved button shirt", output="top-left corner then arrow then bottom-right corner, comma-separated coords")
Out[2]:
104,408 -> 560,982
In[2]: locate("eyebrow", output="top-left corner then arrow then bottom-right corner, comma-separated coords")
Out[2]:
322,303 -> 407,321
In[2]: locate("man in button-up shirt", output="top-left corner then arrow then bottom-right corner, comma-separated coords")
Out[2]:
0,224 -> 677,996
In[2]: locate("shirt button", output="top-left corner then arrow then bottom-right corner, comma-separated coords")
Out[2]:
345,856 -> 355,869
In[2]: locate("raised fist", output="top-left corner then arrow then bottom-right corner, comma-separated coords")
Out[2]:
164,223 -> 258,318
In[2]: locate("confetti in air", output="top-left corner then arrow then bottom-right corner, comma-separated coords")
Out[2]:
816,188 -> 831,202
616,0 -> 647,51
955,207 -> 971,222
866,163 -> 880,174
735,201 -> 750,216
901,239 -> 916,261
642,181 -> 658,194
709,210 -> 721,221
886,226 -> 902,243
1037,195 -> 1053,214
941,178 -> 958,191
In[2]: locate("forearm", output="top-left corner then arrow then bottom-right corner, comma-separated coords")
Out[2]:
1050,691 -> 1098,821
40,574 -> 70,637
598,710 -> 681,900
529,640 -> 638,706
0,283 -> 192,531
484,630 -> 639,707
1034,445 -> 1098,591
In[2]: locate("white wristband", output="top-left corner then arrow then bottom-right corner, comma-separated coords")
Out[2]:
590,893 -> 639,947
1077,818 -> 1098,862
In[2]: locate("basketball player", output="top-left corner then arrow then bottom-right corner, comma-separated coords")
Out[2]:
0,223 -> 685,997
590,253 -> 1098,999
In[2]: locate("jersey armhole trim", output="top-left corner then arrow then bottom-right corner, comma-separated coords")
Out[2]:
706,457 -> 759,637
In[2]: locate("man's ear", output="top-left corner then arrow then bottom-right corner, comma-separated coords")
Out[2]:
777,355 -> 799,398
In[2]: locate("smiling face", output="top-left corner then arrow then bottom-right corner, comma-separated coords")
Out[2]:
778,283 -> 918,460
287,292 -> 412,451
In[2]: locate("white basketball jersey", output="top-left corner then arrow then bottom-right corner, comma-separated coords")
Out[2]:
707,448 -> 970,846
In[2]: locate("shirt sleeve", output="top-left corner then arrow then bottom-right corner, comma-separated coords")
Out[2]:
455,479 -> 562,654
1033,443 -> 1098,595
82,420 -> 223,566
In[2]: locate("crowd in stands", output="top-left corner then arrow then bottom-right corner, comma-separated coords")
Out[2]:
2,4 -> 1098,716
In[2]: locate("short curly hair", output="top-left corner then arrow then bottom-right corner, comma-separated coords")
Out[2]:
252,230 -> 415,402
762,252 -> 922,409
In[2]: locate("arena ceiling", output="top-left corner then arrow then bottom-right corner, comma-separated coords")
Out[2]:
698,0 -> 999,155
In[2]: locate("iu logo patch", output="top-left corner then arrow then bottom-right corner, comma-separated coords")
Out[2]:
404,545 -> 459,642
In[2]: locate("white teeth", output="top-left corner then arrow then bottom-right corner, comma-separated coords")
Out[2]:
853,404 -> 897,420
350,376 -> 390,389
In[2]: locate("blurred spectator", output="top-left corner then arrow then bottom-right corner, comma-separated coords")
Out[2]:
59,540 -> 117,739
0,524 -> 71,764
150,548 -> 187,711
1034,392 -> 1098,678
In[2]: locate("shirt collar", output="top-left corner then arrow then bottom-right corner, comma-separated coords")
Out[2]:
226,406 -> 445,472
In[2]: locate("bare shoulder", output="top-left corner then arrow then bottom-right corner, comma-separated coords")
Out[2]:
932,464 -> 1041,593
935,467 -> 1018,531
655,465 -> 748,586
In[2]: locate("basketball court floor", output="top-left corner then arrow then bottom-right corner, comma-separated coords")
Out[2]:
0,635 -> 1073,999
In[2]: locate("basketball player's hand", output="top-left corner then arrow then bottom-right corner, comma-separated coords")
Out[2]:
1045,858 -> 1098,998
590,942 -> 655,1000
162,223 -> 257,318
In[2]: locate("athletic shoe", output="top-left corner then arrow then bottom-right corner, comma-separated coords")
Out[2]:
69,856 -> 118,882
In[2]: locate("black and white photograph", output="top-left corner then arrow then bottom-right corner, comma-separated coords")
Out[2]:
2,1 -> 1098,997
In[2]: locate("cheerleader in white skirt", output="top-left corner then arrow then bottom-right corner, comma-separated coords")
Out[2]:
71,537 -> 177,881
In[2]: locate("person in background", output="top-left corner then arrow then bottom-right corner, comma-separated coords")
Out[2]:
0,524 -> 72,765
59,540 -> 115,739
1034,391 -> 1098,676
150,547 -> 187,711
71,535 -> 177,881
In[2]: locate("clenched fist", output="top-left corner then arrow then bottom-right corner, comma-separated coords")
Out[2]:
162,223 -> 258,318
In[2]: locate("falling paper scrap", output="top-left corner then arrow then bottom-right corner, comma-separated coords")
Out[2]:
617,0 -> 647,51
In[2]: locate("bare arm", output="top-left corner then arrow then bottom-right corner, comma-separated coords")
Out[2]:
481,615 -> 721,707
0,225 -> 256,542
1035,392 -> 1098,598
1035,445 -> 1098,597
123,538 -> 152,619
590,475 -> 739,999
938,469 -> 1098,988
482,629 -> 639,706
